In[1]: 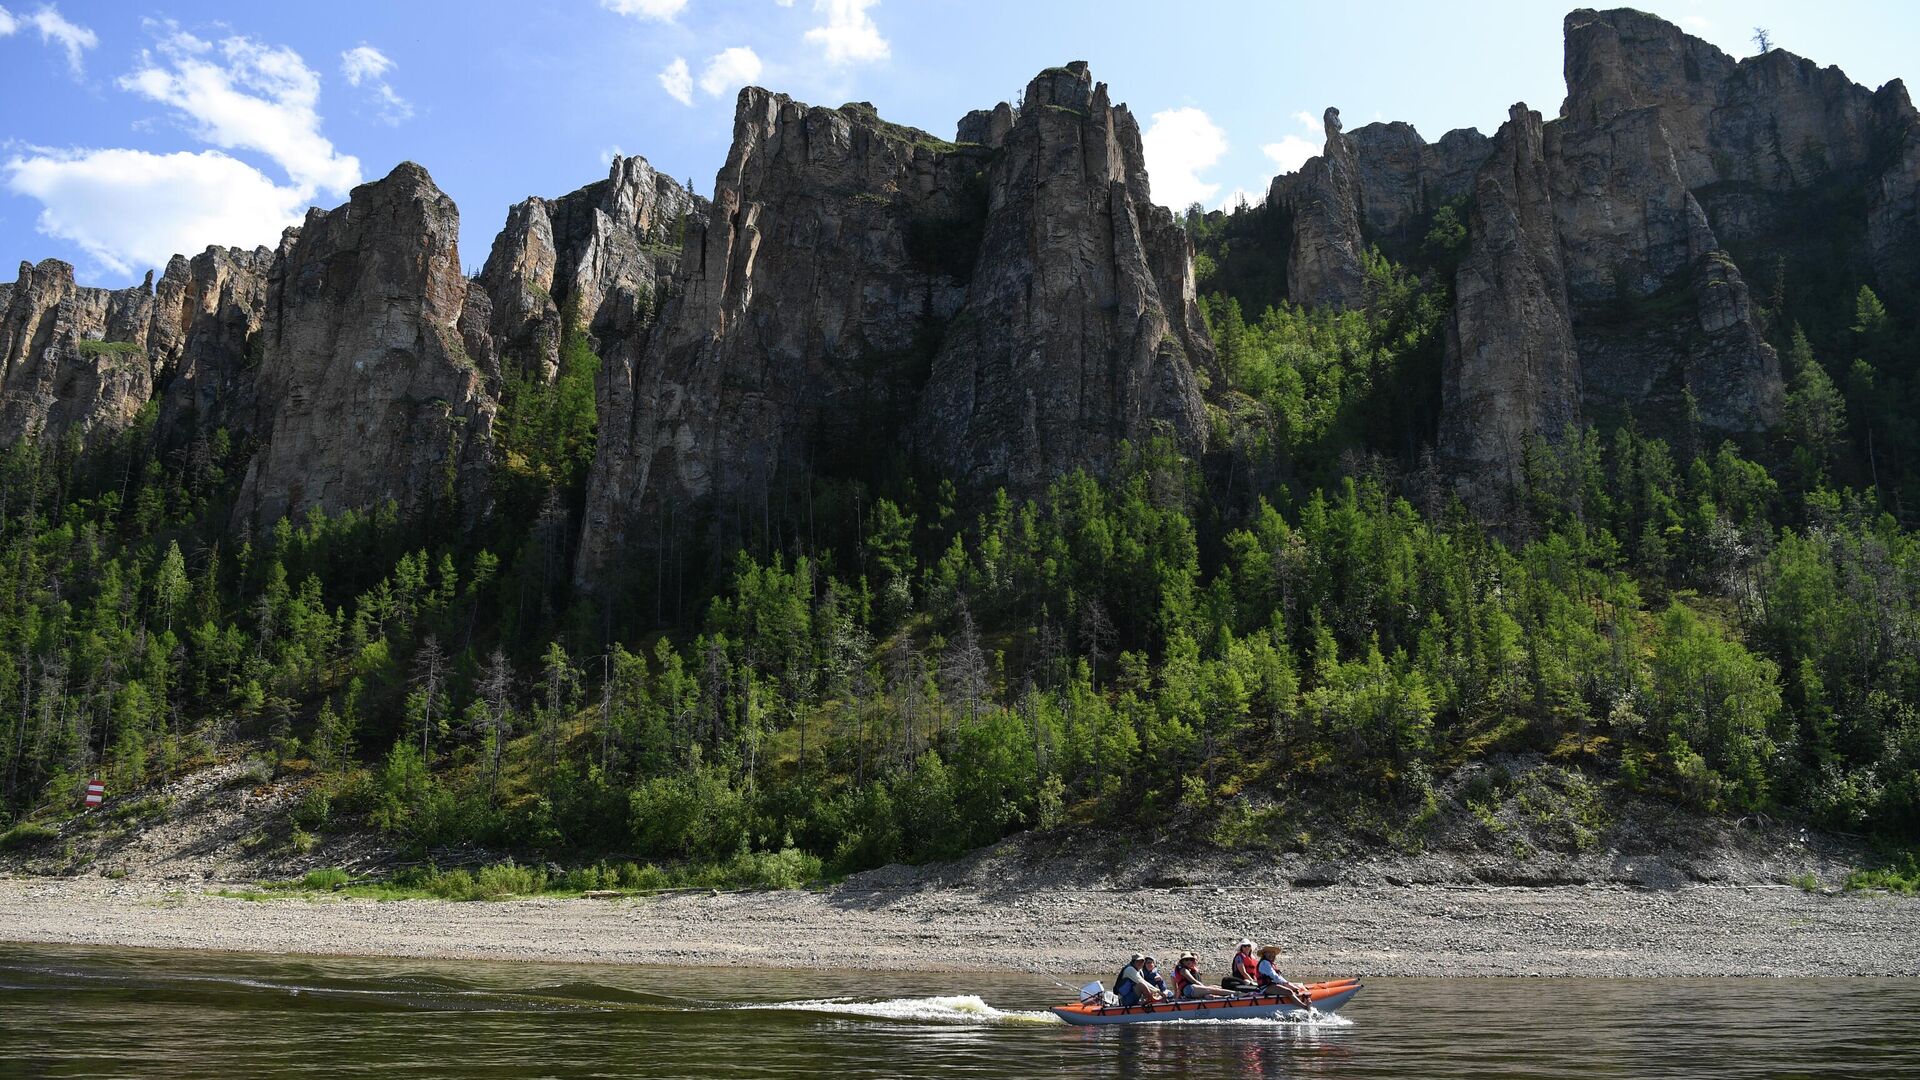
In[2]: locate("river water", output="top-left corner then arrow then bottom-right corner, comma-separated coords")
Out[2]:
1,944 -> 1913,1077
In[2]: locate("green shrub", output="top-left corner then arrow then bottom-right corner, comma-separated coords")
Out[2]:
472,860 -> 546,899
728,847 -> 822,890
76,339 -> 144,358
290,789 -> 332,831
0,822 -> 57,850
301,867 -> 351,890
618,862 -> 670,890
1845,853 -> 1920,895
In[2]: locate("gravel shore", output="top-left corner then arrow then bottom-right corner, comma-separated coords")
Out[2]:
3,874 -> 1914,978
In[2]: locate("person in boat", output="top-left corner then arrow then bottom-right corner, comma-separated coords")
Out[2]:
1171,952 -> 1235,999
1255,944 -> 1311,1005
1113,953 -> 1168,1006
1222,939 -> 1261,993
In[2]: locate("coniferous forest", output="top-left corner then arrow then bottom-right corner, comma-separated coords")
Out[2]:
3,192 -> 1916,883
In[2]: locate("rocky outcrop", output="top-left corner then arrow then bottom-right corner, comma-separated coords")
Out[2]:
1866,81 -> 1920,305
149,245 -> 275,441
580,64 -> 1217,579
1545,97 -> 1781,436
579,88 -> 991,573
1278,108 -> 1369,308
1347,123 -> 1491,247
915,62 -> 1214,491
1440,106 -> 1581,498
1560,9 -> 1920,294
1265,112 -> 1492,303
234,162 -> 495,527
0,259 -> 156,449
479,155 -> 700,381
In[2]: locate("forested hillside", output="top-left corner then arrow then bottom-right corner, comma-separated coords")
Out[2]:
3,10 -> 1919,883
2,240 -> 1914,876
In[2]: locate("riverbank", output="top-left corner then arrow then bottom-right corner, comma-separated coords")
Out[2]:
3,873 -> 1915,978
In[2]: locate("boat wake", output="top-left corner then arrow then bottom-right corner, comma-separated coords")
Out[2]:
744,994 -> 1063,1025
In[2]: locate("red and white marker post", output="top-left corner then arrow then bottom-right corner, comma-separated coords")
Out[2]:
83,778 -> 105,810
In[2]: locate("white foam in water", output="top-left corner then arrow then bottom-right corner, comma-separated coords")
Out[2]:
746,995 -> 1063,1025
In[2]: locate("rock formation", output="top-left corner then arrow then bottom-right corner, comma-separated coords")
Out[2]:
580,65 -> 1217,577
914,62 -> 1214,491
1440,106 -> 1581,498
1346,123 -> 1491,247
1,6 -> 1915,548
1277,108 -> 1369,308
479,154 -> 700,381
579,87 -> 991,572
0,259 -> 157,450
149,245 -> 275,441
1428,7 -> 1920,506
233,163 -> 496,527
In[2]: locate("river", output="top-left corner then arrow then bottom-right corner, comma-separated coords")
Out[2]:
1,944 -> 1913,1077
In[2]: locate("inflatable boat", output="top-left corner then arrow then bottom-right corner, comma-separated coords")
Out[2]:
1049,979 -> 1362,1026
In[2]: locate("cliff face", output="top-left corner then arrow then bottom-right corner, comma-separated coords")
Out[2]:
579,64 -> 1216,578
1267,113 -> 1493,299
149,245 -> 275,442
1429,7 -> 1920,506
578,88 -> 988,573
480,155 -> 700,381
1440,106 -> 1581,499
0,260 -> 157,450
234,163 -> 496,527
915,62 -> 1214,491
4,6 -> 1916,548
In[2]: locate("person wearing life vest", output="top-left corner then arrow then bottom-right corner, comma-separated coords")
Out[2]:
1256,944 -> 1311,1006
1171,952 -> 1234,999
1222,939 -> 1260,993
1113,953 -> 1167,1006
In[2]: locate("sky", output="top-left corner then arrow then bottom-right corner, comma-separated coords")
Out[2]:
2,0 -> 1916,288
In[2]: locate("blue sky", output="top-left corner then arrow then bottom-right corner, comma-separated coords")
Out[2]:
2,0 -> 1915,287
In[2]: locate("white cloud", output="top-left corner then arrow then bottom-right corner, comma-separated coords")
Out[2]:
600,0 -> 688,21
120,30 -> 361,196
805,0 -> 888,66
1679,14 -> 1710,30
1141,106 -> 1227,210
1293,109 -> 1318,131
339,44 -> 390,85
4,28 -> 361,280
659,56 -> 693,105
4,148 -> 307,276
339,44 -> 413,125
774,0 -> 795,6
0,4 -> 98,75
698,46 -> 762,97
1261,134 -> 1318,175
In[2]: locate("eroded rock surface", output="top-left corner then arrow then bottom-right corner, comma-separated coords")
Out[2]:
1440,106 -> 1581,500
480,154 -> 700,380
0,259 -> 156,449
915,62 -> 1214,492
234,163 -> 496,527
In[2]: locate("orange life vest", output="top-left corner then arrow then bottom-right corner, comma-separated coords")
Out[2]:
1231,952 -> 1259,982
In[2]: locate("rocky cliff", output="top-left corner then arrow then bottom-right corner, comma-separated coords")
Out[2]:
914,62 -> 1214,492
233,163 -> 496,527
149,245 -> 275,442
1267,112 -> 1492,301
579,64 -> 1216,577
0,260 -> 157,450
1439,106 -> 1582,501
2,6 -> 1916,545
480,155 -> 700,381
1428,7 -> 1920,506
